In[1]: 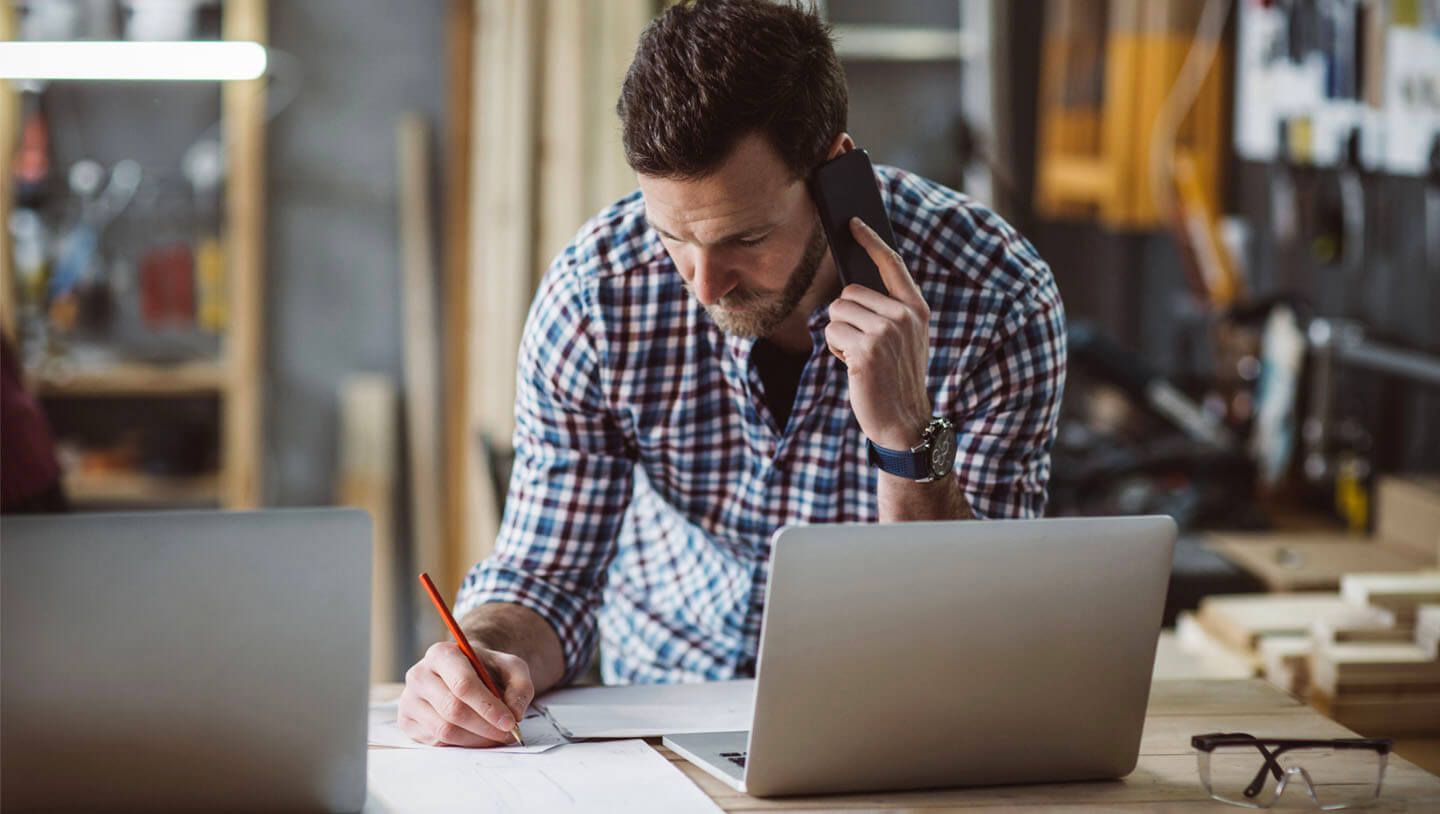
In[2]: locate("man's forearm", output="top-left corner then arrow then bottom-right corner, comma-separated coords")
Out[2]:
877,471 -> 975,522
458,602 -> 568,695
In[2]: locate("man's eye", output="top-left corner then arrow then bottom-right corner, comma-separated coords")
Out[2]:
735,236 -> 766,248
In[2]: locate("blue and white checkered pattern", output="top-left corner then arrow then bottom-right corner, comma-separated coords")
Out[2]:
456,166 -> 1067,685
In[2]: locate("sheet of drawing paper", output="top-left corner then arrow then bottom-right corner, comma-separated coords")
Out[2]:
365,738 -> 723,814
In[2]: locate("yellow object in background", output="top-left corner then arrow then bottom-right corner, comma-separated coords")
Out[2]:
196,235 -> 227,333
1335,454 -> 1370,535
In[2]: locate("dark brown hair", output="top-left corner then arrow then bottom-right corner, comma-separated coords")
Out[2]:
617,0 -> 847,180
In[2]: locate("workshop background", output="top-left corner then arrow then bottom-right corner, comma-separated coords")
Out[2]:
1,0 -> 1438,764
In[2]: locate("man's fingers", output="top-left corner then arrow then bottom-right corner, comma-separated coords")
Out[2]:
488,651 -> 536,724
840,281 -> 921,324
828,296 -> 891,336
401,692 -> 506,748
847,217 -> 924,308
427,642 -> 518,732
824,321 -> 865,365
409,665 -> 512,743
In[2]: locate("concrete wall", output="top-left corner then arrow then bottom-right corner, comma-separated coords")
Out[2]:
265,0 -> 447,506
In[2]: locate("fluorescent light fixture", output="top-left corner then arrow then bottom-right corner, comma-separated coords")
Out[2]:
0,41 -> 266,81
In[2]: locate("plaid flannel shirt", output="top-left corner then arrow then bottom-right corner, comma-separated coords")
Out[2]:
456,166 -> 1066,684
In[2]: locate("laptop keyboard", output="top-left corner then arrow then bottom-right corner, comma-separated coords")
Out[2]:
720,751 -> 747,768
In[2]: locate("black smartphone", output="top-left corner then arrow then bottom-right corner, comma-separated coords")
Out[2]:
807,148 -> 897,296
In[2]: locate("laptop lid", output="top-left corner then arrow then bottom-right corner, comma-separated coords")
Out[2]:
1,509 -> 372,812
743,515 -> 1176,797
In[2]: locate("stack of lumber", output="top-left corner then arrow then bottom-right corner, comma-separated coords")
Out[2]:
1193,593 -> 1390,655
1258,635 -> 1314,696
1340,572 -> 1440,628
1180,593 -> 1392,686
1182,476 -> 1440,735
1306,573 -> 1440,735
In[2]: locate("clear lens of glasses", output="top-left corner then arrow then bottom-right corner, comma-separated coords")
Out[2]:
1199,745 -> 1387,809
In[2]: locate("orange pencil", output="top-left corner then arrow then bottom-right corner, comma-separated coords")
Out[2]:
418,572 -> 524,746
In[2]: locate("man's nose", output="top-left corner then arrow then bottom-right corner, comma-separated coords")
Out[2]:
688,249 -> 735,305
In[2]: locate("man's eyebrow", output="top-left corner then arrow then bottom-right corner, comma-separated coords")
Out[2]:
645,218 -> 679,240
645,217 -> 778,244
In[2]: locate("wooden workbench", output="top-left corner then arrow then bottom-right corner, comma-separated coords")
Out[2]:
371,678 -> 1440,811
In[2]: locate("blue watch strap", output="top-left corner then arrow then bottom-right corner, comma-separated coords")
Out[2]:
866,438 -> 927,480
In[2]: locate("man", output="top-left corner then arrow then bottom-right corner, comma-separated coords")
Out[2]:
400,0 -> 1065,748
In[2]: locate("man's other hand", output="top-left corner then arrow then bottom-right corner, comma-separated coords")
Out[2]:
398,640 -> 535,747
825,216 -> 934,451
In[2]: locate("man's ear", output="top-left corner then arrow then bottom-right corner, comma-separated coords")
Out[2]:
824,132 -> 855,162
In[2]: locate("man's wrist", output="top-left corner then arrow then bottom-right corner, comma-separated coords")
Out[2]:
868,429 -> 922,451
867,407 -> 933,451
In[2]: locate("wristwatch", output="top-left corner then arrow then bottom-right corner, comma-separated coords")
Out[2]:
866,416 -> 957,483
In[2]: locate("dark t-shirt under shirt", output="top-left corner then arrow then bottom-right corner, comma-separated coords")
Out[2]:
752,338 -> 811,433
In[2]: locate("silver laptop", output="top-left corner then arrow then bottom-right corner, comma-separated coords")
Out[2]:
665,515 -> 1177,797
1,509 -> 372,812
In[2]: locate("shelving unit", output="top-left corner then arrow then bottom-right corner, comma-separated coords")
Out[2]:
0,0 -> 267,510
64,469 -> 220,506
28,359 -> 227,397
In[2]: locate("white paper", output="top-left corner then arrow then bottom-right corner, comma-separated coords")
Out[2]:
1383,28 -> 1440,176
366,738 -> 723,814
368,701 -> 566,754
536,679 -> 754,738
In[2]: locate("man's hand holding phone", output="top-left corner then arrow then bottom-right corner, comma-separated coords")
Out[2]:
824,216 -> 934,451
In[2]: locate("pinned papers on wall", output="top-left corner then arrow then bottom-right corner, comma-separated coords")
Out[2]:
1233,0 -> 1440,176
1382,26 -> 1440,175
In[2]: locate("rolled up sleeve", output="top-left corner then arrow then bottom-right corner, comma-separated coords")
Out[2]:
455,256 -> 634,684
945,287 -> 1067,519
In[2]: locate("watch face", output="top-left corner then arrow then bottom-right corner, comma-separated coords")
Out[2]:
929,424 -> 956,475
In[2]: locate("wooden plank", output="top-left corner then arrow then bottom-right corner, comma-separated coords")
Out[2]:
472,0 -> 540,446
1376,476 -> 1440,561
0,0 -> 16,343
1196,593 -> 1387,654
586,0 -> 652,215
64,470 -> 220,506
442,0 -> 475,605
338,375 -> 400,683
397,113 -> 445,642
537,0 -> 589,273
1175,610 -> 1262,676
1207,534 -> 1435,592
221,0 -> 266,509
1341,572 -> 1440,623
1420,605 -> 1440,659
1310,642 -> 1440,698
28,360 -> 227,397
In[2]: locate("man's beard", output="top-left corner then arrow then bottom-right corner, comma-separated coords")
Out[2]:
701,217 -> 828,338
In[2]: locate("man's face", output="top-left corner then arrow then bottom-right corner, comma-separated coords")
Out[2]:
638,133 -> 831,338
